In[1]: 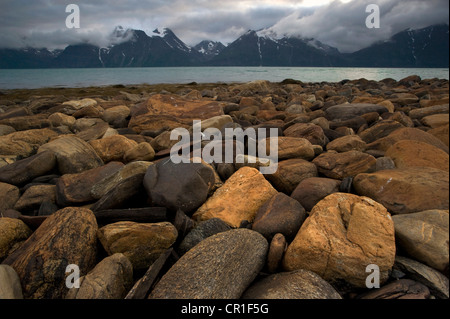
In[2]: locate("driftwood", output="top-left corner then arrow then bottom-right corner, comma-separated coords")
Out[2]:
2,207 -> 169,229
94,207 -> 168,225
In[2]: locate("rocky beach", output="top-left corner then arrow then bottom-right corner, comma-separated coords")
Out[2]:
0,75 -> 449,300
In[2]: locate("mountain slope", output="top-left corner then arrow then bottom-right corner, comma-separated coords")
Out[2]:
209,30 -> 344,67
0,48 -> 59,68
347,24 -> 449,67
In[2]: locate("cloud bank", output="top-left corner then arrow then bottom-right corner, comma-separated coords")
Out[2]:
0,0 -> 448,52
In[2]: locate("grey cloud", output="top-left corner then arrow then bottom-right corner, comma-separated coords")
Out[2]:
269,0 -> 449,52
0,0 -> 448,51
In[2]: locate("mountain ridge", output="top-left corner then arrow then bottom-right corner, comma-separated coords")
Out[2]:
0,24 -> 448,68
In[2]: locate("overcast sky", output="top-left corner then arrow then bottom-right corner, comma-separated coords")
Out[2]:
0,0 -> 448,52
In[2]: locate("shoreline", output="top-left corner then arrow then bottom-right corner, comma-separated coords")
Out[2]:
1,75 -> 448,100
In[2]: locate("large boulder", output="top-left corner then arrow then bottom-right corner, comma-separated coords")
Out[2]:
392,210 -> 449,273
385,140 -> 449,172
89,135 -> 138,163
290,177 -> 341,212
56,161 -> 124,206
265,159 -> 318,194
367,127 -> 449,154
0,151 -> 56,186
97,221 -> 178,271
252,192 -> 307,241
2,207 -> 98,299
0,183 -> 20,213
269,136 -> 315,161
143,160 -> 216,215
312,150 -> 376,180
0,218 -> 32,261
149,229 -> 268,299
192,167 -> 278,227
353,167 -> 449,215
283,123 -> 327,147
326,135 -> 367,152
242,269 -> 342,299
358,120 -> 404,143
38,135 -> 104,174
128,93 -> 224,133
0,128 -> 57,157
325,103 -> 388,121
90,161 -> 151,200
65,253 -> 133,299
283,193 -> 396,288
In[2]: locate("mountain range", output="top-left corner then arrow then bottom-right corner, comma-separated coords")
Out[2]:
0,24 -> 448,69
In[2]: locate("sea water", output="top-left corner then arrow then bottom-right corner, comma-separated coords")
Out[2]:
0,67 -> 448,89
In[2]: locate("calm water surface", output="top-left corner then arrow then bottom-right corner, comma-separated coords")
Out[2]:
0,67 -> 448,89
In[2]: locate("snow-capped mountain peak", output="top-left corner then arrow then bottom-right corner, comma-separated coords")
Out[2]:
151,27 -> 169,37
255,28 -> 284,41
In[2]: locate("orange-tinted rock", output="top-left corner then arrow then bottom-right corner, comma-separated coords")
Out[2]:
272,136 -> 315,161
312,150 -> 376,180
428,123 -> 449,147
283,193 -> 396,288
128,94 -> 224,133
192,167 -> 278,228
283,123 -> 327,147
89,135 -> 138,163
353,167 -> 449,215
385,140 -> 449,172
367,127 -> 449,154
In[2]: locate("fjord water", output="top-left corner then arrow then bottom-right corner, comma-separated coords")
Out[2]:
0,67 -> 448,89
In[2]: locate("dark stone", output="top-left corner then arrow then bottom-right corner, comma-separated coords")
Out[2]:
266,233 -> 287,273
91,172 -> 146,212
143,160 -> 216,214
357,279 -> 430,299
178,218 -> 231,255
394,256 -> 449,299
329,116 -> 367,132
291,177 -> 341,211
125,248 -> 173,299
149,229 -> 268,299
172,209 -> 195,240
94,207 -> 168,225
214,163 -> 233,181
38,200 -> 59,216
252,193 -> 307,241
56,161 -> 124,207
325,103 -> 388,121
340,176 -> 354,193
0,151 -> 56,186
